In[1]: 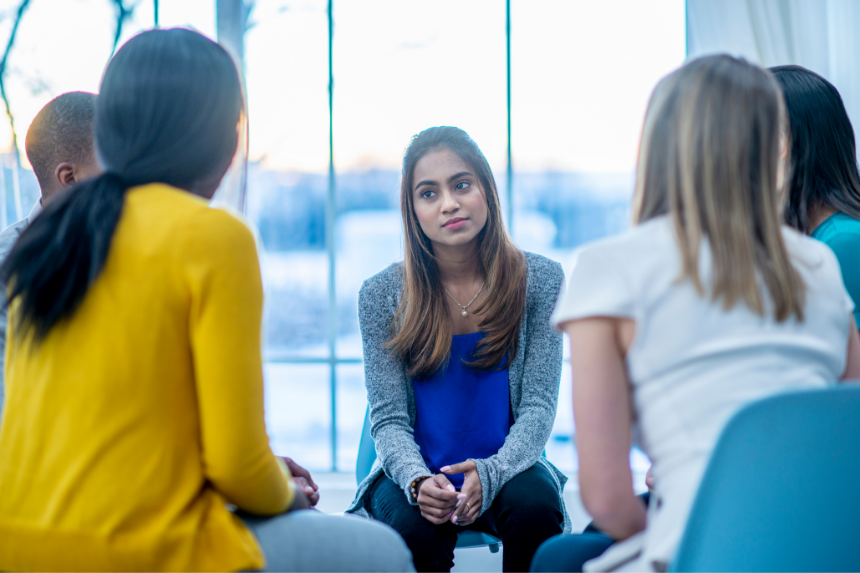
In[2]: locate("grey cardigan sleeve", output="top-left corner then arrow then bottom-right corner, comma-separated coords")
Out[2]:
358,269 -> 432,505
472,258 -> 565,514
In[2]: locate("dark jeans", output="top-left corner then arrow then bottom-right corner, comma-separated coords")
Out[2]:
529,532 -> 614,572
369,464 -> 565,572
530,493 -> 651,573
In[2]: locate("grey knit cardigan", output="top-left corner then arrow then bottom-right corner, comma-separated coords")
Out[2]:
345,251 -> 572,533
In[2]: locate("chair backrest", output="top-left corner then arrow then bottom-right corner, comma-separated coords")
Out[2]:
356,407 -> 376,485
671,386 -> 860,572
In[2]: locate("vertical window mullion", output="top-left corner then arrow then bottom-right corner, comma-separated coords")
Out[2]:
327,0 -> 338,473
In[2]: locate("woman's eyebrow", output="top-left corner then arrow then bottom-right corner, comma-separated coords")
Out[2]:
447,171 -> 473,183
414,179 -> 437,191
414,171 -> 473,191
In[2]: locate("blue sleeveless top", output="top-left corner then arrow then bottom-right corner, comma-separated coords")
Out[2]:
412,332 -> 512,488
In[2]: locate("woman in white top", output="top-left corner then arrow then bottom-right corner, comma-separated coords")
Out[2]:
549,55 -> 860,572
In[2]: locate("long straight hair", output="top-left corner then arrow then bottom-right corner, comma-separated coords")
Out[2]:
770,65 -> 860,233
386,126 -> 526,379
1,29 -> 244,340
632,55 -> 805,322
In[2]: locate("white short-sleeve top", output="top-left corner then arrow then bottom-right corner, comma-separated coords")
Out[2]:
553,216 -> 853,572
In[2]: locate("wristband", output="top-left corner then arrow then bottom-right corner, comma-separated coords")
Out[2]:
411,476 -> 430,500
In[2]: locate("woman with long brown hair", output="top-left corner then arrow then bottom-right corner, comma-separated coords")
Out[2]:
346,126 -> 570,572
540,55 -> 860,572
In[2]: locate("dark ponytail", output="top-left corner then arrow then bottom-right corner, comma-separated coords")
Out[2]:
0,173 -> 127,339
0,28 -> 243,341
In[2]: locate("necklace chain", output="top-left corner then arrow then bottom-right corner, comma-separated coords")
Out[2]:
443,282 -> 486,317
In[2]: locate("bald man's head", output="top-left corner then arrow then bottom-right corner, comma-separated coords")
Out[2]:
25,91 -> 100,201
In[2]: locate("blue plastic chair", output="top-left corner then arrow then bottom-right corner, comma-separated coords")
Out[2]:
670,386 -> 860,572
356,407 -> 503,553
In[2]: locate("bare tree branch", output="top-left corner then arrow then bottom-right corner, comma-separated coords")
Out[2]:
244,0 -> 256,32
109,0 -> 136,57
0,0 -> 31,164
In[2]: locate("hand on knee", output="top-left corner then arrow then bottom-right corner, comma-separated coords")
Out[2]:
417,475 -> 459,524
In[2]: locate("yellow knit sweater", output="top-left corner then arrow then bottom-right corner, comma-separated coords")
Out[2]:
0,183 -> 293,571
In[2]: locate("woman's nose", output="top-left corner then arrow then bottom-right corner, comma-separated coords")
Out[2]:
440,190 -> 459,213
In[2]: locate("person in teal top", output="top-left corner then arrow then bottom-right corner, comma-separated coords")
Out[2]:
772,65 -> 860,328
810,214 -> 860,325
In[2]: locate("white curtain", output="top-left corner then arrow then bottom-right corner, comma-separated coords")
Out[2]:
687,0 -> 860,144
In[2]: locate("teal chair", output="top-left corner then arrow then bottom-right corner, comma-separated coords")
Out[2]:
671,386 -> 860,572
356,407 -> 502,553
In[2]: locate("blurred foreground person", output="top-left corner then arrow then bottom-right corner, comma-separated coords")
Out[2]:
0,91 -> 100,409
771,65 -> 860,329
538,55 -> 860,572
0,28 -> 412,572
346,126 -> 568,572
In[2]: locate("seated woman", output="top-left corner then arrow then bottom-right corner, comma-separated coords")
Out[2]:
538,55 -> 860,572
345,126 -> 570,572
0,29 -> 412,573
771,65 -> 860,329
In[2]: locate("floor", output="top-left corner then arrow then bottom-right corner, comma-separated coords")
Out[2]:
311,471 -> 639,573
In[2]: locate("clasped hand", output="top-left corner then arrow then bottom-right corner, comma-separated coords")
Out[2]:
417,460 -> 481,526
281,456 -> 320,508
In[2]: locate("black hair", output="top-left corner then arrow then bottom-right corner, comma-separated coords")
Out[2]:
770,65 -> 860,233
25,91 -> 97,192
1,28 -> 243,340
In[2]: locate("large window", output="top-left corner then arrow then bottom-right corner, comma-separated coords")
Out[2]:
0,0 -> 684,473
246,0 -> 685,472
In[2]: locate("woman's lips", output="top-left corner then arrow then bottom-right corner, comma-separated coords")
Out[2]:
443,217 -> 467,230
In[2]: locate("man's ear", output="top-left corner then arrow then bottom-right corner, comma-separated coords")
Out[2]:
55,162 -> 75,188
